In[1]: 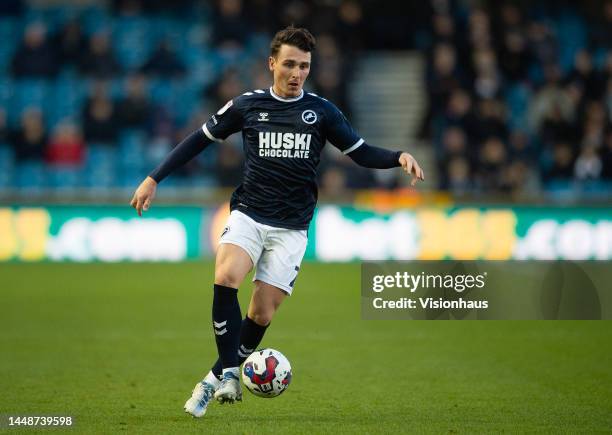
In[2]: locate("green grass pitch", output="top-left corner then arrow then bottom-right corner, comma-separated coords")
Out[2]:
1,262 -> 611,434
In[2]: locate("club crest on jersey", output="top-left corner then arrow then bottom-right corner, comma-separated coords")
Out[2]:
258,132 -> 311,159
257,112 -> 269,121
301,110 -> 317,124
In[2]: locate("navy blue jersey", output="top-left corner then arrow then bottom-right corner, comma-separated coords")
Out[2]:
202,87 -> 363,230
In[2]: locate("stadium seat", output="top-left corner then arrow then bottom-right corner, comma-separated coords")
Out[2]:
506,84 -> 531,131
119,129 -> 147,172
15,161 -> 46,189
0,144 -> 14,187
12,80 -> 49,124
113,16 -> 152,70
84,145 -> 116,189
47,166 -> 82,189
0,18 -> 18,71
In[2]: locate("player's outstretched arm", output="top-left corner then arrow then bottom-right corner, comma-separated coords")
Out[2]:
347,143 -> 425,186
130,128 -> 213,216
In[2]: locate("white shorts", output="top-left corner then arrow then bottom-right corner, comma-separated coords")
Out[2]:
219,210 -> 308,295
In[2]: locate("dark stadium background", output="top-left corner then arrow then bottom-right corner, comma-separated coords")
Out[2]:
1,0 -> 610,433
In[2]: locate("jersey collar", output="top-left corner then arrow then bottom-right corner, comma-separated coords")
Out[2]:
269,86 -> 304,102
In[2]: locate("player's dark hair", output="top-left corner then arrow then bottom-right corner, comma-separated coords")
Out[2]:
270,26 -> 316,57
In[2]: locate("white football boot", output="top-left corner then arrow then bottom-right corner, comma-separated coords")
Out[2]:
214,369 -> 242,404
184,374 -> 220,417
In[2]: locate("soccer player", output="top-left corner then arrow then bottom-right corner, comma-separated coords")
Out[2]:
130,26 -> 424,417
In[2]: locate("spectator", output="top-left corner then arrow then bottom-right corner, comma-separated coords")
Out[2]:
495,5 -> 531,83
475,136 -> 508,191
54,18 -> 88,67
45,121 -> 85,167
207,69 -> 245,108
443,89 -> 479,140
466,8 -> 493,51
474,99 -> 508,143
471,48 -> 503,99
11,108 -> 47,161
336,0 -> 366,53
215,141 -> 243,187
530,65 -> 574,133
320,166 -> 349,199
446,156 -> 472,195
79,31 -> 122,78
12,108 -> 47,161
508,130 -> 535,165
590,0 -> 612,50
545,142 -> 575,182
528,21 -> 558,68
601,128 -> 612,179
141,40 -> 186,77
116,74 -> 152,129
313,34 -> 349,114
0,108 -> 8,144
11,22 -> 59,78
212,0 -> 249,50
566,50 -> 601,102
574,144 -> 602,180
420,43 -> 465,138
82,81 -> 119,144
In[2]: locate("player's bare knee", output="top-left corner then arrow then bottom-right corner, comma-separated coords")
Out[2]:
249,310 -> 274,326
214,270 -> 242,288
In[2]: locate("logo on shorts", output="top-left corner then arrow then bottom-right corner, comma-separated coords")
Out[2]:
301,110 -> 317,124
221,226 -> 230,238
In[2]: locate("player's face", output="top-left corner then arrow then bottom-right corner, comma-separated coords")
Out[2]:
269,44 -> 311,98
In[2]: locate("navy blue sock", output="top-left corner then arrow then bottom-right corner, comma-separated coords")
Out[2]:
212,316 -> 269,378
212,284 -> 242,369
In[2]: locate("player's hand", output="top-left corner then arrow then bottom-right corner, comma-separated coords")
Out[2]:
130,176 -> 157,217
398,152 -> 425,186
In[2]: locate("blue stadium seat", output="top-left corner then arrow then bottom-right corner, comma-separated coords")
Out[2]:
45,78 -> 85,125
113,16 -> 152,70
47,166 -> 82,189
82,7 -> 112,35
0,18 -> 19,72
119,129 -> 147,171
505,84 -> 532,132
555,12 -> 587,74
0,78 -> 14,115
12,80 -> 49,124
15,161 -> 46,189
0,144 -> 14,187
184,50 -> 223,88
190,175 -> 218,188
85,143 -> 117,188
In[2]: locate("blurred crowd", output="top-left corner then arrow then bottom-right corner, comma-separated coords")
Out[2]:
420,0 -> 612,197
0,0 -> 366,191
0,0 -> 611,199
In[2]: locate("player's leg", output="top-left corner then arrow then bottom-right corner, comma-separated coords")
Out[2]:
211,243 -> 254,403
247,279 -> 287,325
185,243 -> 253,415
185,211 -> 264,416
209,280 -> 285,379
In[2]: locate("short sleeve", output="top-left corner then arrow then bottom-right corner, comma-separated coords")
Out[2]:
325,103 -> 363,154
202,97 -> 245,141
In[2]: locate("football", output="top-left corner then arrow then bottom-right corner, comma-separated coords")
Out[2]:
241,348 -> 292,398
